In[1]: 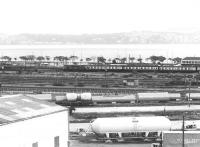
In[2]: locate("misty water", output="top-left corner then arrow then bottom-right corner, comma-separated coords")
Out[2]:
0,44 -> 200,59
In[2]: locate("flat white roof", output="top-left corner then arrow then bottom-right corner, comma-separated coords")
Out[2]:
0,94 -> 67,125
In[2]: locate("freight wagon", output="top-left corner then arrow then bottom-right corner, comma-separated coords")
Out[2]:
53,92 -> 183,106
90,116 -> 171,142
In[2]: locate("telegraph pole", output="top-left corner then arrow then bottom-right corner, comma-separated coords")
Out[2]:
188,80 -> 191,107
104,64 -> 107,88
182,114 -> 185,147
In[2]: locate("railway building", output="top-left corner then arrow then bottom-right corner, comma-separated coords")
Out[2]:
182,57 -> 200,65
0,94 -> 69,147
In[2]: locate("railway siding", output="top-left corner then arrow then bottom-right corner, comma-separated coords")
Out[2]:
1,85 -> 200,94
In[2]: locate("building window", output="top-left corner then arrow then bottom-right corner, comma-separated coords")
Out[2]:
32,142 -> 38,147
54,136 -> 60,147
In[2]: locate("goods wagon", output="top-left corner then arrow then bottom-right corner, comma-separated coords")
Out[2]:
90,116 -> 171,141
53,92 -> 185,106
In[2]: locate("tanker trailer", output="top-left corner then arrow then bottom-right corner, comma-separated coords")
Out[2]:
54,93 -> 78,106
137,92 -> 170,103
92,94 -> 136,104
80,93 -> 93,105
90,116 -> 171,142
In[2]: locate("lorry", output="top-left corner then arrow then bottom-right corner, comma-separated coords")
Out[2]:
152,131 -> 200,147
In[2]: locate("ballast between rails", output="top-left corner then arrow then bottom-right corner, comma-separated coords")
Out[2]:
1,86 -> 138,94
1,86 -> 200,94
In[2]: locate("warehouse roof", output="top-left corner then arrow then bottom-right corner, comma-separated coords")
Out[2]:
183,57 -> 200,60
0,94 -> 67,125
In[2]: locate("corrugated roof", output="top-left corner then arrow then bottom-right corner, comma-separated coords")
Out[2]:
183,57 -> 200,60
0,94 -> 67,125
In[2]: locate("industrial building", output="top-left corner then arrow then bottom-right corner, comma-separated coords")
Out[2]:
181,57 -> 200,65
0,94 -> 69,147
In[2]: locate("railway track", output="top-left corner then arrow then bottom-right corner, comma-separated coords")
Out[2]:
1,85 -> 200,94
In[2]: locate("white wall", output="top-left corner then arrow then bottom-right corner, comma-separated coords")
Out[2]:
0,110 -> 69,147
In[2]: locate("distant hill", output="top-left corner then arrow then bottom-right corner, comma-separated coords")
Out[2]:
1,31 -> 200,44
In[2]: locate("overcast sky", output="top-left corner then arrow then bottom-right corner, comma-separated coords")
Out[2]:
0,0 -> 200,34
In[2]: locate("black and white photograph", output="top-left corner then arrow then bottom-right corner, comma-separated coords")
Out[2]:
1,0 -> 200,147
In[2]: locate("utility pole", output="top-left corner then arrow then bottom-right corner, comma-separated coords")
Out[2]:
182,114 -> 185,147
188,80 -> 191,107
104,64 -> 107,88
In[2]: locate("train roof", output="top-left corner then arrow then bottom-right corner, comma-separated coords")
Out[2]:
183,57 -> 200,60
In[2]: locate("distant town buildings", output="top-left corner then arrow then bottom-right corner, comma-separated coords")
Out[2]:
182,57 -> 200,65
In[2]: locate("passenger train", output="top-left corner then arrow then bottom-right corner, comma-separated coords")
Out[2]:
1,61 -> 200,73
63,63 -> 199,73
